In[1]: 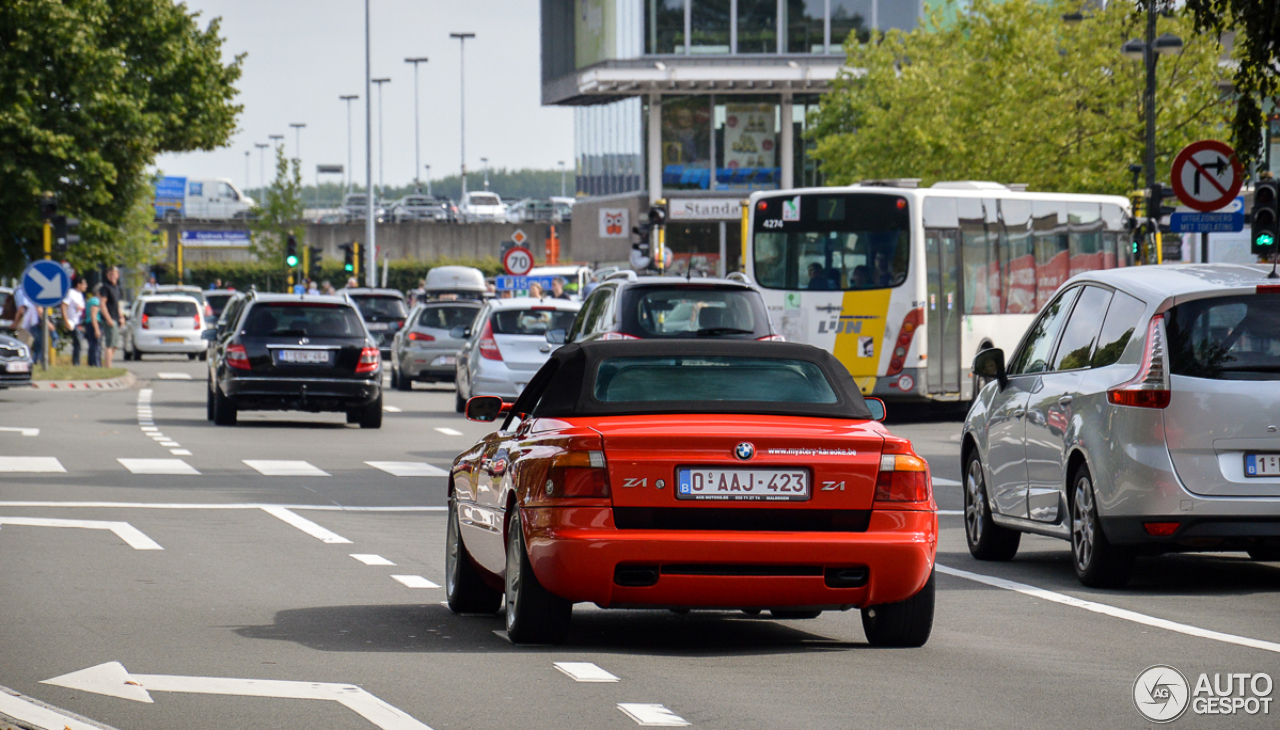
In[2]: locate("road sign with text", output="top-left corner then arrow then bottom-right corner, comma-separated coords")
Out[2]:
502,246 -> 534,276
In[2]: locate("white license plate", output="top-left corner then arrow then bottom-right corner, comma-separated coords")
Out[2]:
6,361 -> 30,373
277,349 -> 330,364
365,322 -> 389,331
432,355 -> 456,366
676,467 -> 810,502
1245,454 -> 1280,478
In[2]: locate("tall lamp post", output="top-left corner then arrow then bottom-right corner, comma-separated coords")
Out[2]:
372,78 -> 391,203
558,161 -> 566,197
289,123 -> 307,208
244,150 -> 251,195
424,164 -> 431,196
450,32 -> 475,196
480,157 -> 489,191
254,143 -> 268,197
339,95 -> 358,196
405,57 -> 429,193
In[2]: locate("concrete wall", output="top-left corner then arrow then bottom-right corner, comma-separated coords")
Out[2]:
568,192 -> 648,268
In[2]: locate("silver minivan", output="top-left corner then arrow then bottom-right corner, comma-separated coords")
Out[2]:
962,264 -> 1280,587
390,300 -> 482,390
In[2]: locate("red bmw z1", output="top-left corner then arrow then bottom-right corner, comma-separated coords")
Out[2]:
446,340 -> 938,646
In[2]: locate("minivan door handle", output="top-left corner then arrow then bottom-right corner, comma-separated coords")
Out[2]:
1058,396 -> 1073,406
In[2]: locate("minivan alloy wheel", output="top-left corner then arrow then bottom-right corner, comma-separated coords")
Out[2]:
1069,466 -> 1133,588
1072,476 -> 1096,572
965,458 -> 985,545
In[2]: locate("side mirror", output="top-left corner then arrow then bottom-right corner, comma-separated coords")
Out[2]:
972,348 -> 1007,389
465,395 -> 509,423
865,397 -> 886,422
546,328 -> 567,345
201,329 -> 216,341
449,326 -> 466,340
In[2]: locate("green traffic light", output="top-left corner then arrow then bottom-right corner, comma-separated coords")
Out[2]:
1257,233 -> 1276,249
344,263 -> 354,272
286,255 -> 299,267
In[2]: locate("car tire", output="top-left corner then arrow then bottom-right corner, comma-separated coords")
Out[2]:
861,569 -> 935,648
213,384 -> 237,426
346,409 -> 360,425
770,609 -> 822,619
455,389 -> 466,414
206,380 -> 215,421
1247,547 -> 1280,561
187,353 -> 197,361
445,499 -> 502,614
198,351 -> 207,362
395,368 -> 412,392
963,451 -> 1021,561
132,346 -> 143,361
359,395 -> 383,429
1070,465 -> 1133,588
504,508 -> 571,644
123,348 -> 132,362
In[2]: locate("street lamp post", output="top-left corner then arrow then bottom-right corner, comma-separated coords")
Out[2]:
480,157 -> 489,191
405,57 -> 429,193
254,143 -> 268,197
424,165 -> 431,196
372,78 -> 391,203
340,94 -> 358,195
245,151 -> 251,195
450,32 -> 475,196
365,0 -> 374,286
558,161 -> 566,197
289,123 -> 306,208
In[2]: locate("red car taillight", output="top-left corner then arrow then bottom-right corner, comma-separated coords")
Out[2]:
478,319 -> 502,360
886,307 -> 924,377
1107,315 -> 1170,409
544,449 -> 610,499
874,447 -> 931,505
757,334 -> 785,341
193,316 -> 202,331
225,344 -> 250,370
599,332 -> 639,341
355,347 -> 380,374
140,314 -> 150,329
408,331 -> 435,342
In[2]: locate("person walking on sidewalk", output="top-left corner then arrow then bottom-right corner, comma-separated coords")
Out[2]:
85,284 -> 103,367
60,276 -> 87,366
99,266 -> 122,368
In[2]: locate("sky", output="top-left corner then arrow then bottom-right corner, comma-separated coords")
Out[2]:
154,0 -> 574,192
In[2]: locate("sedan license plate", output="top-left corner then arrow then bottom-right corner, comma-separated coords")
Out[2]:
6,361 -> 31,373
365,322 -> 389,331
431,355 -> 456,366
277,349 -> 330,365
1245,454 -> 1280,478
161,337 -> 184,344
676,467 -> 810,502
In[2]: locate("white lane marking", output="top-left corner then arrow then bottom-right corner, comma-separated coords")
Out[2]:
937,564 -> 1280,655
243,460 -> 330,477
391,575 -> 440,588
170,449 -> 192,456
0,456 -> 66,473
118,459 -> 199,476
0,691 -> 112,730
938,510 -> 962,516
0,501 -> 447,511
617,703 -> 690,727
554,662 -> 619,683
158,442 -> 181,448
139,389 -> 152,396
148,434 -> 168,440
156,372 -> 192,380
42,662 -> 435,730
383,405 -> 402,413
140,426 -> 159,432
351,554 -> 396,566
0,427 -> 40,437
0,516 -> 162,550
933,477 -> 961,487
434,427 -> 463,436
259,506 -> 351,544
365,461 -> 449,478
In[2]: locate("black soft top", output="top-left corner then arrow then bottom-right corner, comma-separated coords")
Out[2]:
513,340 -> 872,420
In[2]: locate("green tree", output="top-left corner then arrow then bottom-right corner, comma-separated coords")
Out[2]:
0,0 -> 243,275
249,146 -> 305,264
809,0 -> 1231,195
1185,0 -> 1280,166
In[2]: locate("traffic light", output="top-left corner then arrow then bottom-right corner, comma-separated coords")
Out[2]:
1128,190 -> 1146,220
52,215 -> 80,256
1148,184 -> 1177,219
39,194 -> 57,219
285,235 -> 299,267
1251,181 -> 1279,256
309,246 -> 323,279
648,200 -> 667,227
342,243 -> 354,272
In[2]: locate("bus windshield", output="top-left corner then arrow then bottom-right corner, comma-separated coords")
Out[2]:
752,193 -> 910,291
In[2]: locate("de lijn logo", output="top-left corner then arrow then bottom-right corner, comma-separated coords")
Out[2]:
734,442 -> 755,461
1134,665 -> 1190,723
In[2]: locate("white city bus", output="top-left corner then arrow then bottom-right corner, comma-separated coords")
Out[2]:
745,182 -> 1132,403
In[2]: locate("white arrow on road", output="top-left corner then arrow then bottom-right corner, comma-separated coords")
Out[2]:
43,662 -> 434,730
26,267 -> 64,300
0,516 -> 162,550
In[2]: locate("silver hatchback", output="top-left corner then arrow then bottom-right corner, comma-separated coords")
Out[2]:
962,265 -> 1280,587
389,300 -> 482,390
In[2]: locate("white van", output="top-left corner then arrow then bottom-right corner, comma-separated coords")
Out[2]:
155,177 -> 255,220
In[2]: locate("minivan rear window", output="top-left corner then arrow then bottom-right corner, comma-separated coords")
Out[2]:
350,296 -> 408,320
143,300 -> 198,317
242,304 -> 366,338
418,305 -> 478,331
1166,293 -> 1280,380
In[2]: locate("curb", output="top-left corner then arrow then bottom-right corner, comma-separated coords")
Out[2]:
29,371 -> 136,392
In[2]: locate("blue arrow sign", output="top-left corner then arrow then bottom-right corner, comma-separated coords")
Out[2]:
21,260 -> 71,307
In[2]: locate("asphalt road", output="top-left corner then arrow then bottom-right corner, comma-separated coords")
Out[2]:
2,357 -> 1278,730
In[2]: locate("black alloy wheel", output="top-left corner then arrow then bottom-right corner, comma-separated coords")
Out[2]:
359,394 -> 383,429
395,365 -> 412,392
964,451 -> 1021,561
206,379 -> 215,421
213,383 -> 237,426
504,508 -> 572,644
1070,465 -> 1133,588
861,570 -> 935,648
445,499 -> 502,614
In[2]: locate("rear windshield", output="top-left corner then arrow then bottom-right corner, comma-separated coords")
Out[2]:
626,288 -> 766,337
351,296 -> 408,320
143,300 -> 198,317
490,308 -> 577,336
594,356 -> 837,404
241,304 -> 366,338
418,305 -> 478,331
468,194 -> 501,206
1167,293 -> 1280,380
206,294 -> 234,316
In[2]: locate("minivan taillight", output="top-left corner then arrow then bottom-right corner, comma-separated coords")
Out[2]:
355,347 -> 380,374
1107,315 -> 1170,409
478,319 -> 502,360
408,331 -> 435,342
140,314 -> 150,329
225,344 -> 250,370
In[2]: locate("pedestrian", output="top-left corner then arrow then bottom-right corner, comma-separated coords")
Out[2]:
99,265 -> 122,368
60,276 -> 88,366
551,277 -> 571,300
12,287 -> 42,359
142,274 -> 158,291
85,284 -> 102,367
346,276 -> 358,289
528,281 -> 545,299
321,280 -> 335,295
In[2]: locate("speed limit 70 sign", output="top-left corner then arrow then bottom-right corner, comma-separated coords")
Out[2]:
502,246 -> 534,276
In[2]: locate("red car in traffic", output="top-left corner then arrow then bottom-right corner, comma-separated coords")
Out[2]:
445,340 -> 938,646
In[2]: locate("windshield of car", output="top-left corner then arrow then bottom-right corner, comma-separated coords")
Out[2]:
158,287 -> 205,306
143,300 -> 198,317
241,304 -> 366,338
417,305 -> 478,331
594,356 -> 838,404
468,193 -> 501,206
627,288 -> 766,337
403,197 -> 432,206
350,295 -> 408,320
1166,293 -> 1280,380
206,294 -> 234,316
490,308 -> 577,336
345,195 -> 366,206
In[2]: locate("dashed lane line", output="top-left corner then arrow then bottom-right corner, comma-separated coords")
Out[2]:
259,506 -> 351,544
0,427 -> 40,437
554,662 -> 619,683
243,460 -> 330,477
933,477 -> 961,487
0,456 -> 66,473
937,564 -> 1280,655
156,372 -> 192,380
365,461 -> 449,477
0,516 -> 162,550
117,459 -> 200,476
170,449 -> 192,456
617,704 -> 690,727
434,427 -> 463,436
383,405 -> 402,413
391,575 -> 440,588
351,554 -> 396,566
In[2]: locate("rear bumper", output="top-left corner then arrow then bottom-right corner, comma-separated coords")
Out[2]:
1102,515 -> 1280,552
399,349 -> 458,380
522,507 -> 937,609
222,375 -> 380,412
134,331 -> 206,353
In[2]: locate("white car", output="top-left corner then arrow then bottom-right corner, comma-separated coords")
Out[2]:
123,295 -> 207,361
454,297 -> 581,411
458,191 -> 506,223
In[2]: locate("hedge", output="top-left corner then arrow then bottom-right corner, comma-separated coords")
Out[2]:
152,257 -> 503,294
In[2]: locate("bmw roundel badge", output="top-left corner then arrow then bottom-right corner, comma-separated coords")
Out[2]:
734,442 -> 755,461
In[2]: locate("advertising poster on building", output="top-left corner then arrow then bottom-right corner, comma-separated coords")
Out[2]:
723,103 -> 776,170
599,208 -> 629,238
